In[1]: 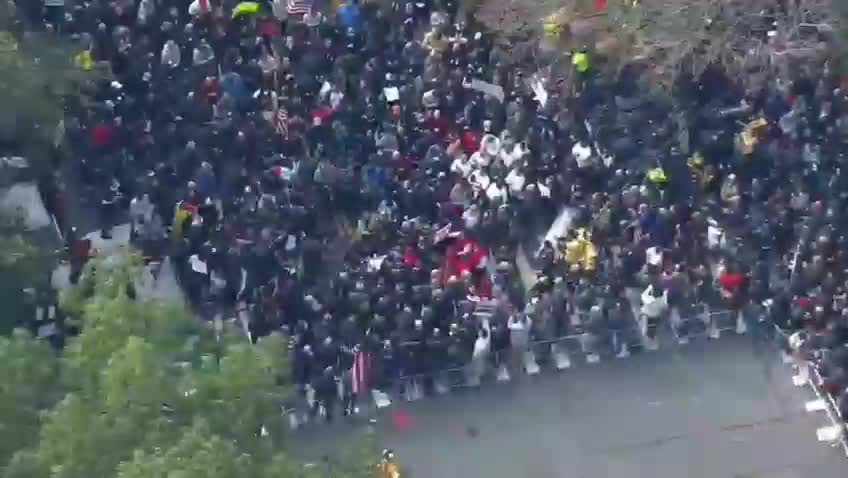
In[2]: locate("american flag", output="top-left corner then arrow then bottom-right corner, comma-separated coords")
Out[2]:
287,0 -> 312,16
273,108 -> 289,139
351,350 -> 372,395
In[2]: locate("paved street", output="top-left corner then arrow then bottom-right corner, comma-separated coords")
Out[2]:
293,335 -> 848,478
52,223 -> 184,304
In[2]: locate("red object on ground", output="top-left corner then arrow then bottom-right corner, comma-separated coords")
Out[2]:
391,410 -> 411,431
595,0 -> 608,11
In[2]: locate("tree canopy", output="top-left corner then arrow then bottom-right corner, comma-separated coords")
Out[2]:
1,256 -> 376,478
473,0 -> 847,88
0,0 -> 88,167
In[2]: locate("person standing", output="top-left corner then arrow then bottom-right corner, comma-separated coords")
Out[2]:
640,283 -> 668,350
100,182 -> 121,239
469,318 -> 490,385
313,366 -> 338,422
507,313 -> 532,375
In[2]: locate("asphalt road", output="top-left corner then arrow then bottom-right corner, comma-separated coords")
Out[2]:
293,335 -> 848,478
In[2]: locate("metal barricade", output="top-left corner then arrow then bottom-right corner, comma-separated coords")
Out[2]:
531,335 -> 582,372
669,305 -> 743,343
808,365 -> 848,454
709,309 -> 740,337
775,324 -> 848,456
670,303 -> 709,344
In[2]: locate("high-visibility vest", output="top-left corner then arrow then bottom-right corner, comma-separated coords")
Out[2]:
573,52 -> 590,73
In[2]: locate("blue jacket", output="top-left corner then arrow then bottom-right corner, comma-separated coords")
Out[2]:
337,4 -> 362,32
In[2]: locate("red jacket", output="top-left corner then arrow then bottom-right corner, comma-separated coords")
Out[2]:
91,124 -> 114,147
461,129 -> 482,155
719,272 -> 744,296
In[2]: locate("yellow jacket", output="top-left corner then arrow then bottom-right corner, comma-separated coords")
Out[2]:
562,228 -> 597,271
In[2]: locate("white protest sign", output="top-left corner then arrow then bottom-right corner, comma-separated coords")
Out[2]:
529,77 -> 548,107
463,79 -> 504,103
384,87 -> 400,102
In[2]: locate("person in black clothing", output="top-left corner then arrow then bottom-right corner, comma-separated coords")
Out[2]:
313,366 -> 338,422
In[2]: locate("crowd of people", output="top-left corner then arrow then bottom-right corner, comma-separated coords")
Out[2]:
14,0 -> 848,426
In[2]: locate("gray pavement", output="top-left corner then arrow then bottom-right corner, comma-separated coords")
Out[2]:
52,223 -> 184,304
292,335 -> 848,478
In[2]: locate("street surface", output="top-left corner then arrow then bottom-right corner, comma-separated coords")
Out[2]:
293,335 -> 848,478
52,223 -> 184,304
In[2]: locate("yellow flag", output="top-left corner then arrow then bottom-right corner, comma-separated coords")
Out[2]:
232,1 -> 261,19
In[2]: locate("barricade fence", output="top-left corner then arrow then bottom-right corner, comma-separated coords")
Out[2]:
670,304 -> 747,343
287,305 -> 749,428
774,324 -> 848,456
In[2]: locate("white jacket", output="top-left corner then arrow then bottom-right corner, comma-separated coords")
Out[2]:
130,195 -> 154,230
508,315 -> 532,348
505,168 -> 525,194
473,318 -> 491,358
640,286 -> 668,318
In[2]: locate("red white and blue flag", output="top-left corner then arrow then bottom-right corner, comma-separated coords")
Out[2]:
351,350 -> 372,395
287,0 -> 312,16
273,108 -> 289,139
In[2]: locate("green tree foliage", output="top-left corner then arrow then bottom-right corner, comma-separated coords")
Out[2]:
3,257 -> 376,478
0,211 -> 39,285
0,1 -> 90,168
0,209 -> 42,333
0,329 -> 60,465
115,420 -> 253,478
0,0 -> 92,333
475,0 -> 845,89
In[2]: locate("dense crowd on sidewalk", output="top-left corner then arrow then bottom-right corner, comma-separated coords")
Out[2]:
12,0 -> 848,425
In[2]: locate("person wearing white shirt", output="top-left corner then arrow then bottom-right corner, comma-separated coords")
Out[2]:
707,218 -> 724,249
462,205 -> 481,230
646,246 -> 663,268
500,141 -> 527,169
486,180 -> 506,204
449,181 -> 471,205
129,193 -> 154,240
469,318 -> 491,385
507,314 -> 532,374
572,140 -> 593,168
469,150 -> 490,168
451,154 -> 473,178
641,284 -> 668,319
640,284 -> 667,349
469,170 -> 490,192
505,167 -> 526,194
536,181 -> 551,199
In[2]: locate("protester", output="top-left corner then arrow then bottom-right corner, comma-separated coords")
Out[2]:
21,0 -> 848,428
